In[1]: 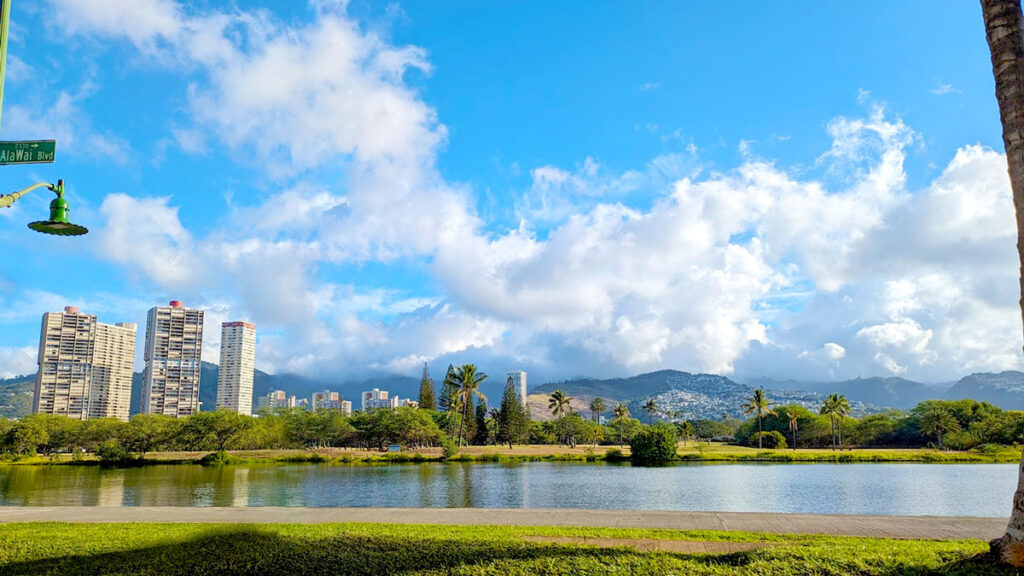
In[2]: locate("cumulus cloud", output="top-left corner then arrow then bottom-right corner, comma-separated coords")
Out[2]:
43,1 -> 1024,384
0,346 -> 37,378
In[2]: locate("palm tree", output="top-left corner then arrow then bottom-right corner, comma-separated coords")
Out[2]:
677,421 -> 695,446
919,407 -> 961,449
589,397 -> 606,422
612,403 -> 630,445
549,390 -> 572,418
787,412 -> 799,451
982,1 -> 1024,562
453,364 -> 488,447
613,403 -> 629,420
741,389 -> 775,449
643,399 -> 659,425
819,394 -> 851,450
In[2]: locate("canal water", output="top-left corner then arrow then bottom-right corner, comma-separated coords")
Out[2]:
0,462 -> 1014,517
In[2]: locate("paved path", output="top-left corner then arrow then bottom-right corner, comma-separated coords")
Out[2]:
0,507 -> 1005,540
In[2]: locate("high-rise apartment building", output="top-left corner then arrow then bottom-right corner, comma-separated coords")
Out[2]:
142,301 -> 204,417
216,321 -> 256,416
34,306 -> 137,421
507,370 -> 527,406
89,321 -> 138,420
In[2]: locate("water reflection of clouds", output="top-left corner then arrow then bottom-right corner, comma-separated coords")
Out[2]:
0,462 -> 1015,517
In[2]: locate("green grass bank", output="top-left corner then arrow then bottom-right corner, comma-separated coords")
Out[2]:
3,443 -> 1020,466
0,522 -> 1010,575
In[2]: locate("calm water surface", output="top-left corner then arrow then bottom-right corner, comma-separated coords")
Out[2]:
0,462 -> 1014,517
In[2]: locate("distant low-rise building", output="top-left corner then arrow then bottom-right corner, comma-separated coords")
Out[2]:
257,389 -> 296,412
362,388 -> 397,410
312,390 -> 352,415
362,388 -> 419,410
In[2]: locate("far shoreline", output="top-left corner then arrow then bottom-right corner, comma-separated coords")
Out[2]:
2,443 -> 1019,467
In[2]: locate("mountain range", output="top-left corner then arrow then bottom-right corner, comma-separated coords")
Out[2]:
533,370 -> 871,421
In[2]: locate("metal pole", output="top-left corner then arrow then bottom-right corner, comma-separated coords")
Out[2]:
0,0 -> 11,129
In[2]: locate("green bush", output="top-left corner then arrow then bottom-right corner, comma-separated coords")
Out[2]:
748,431 -> 787,449
198,451 -> 234,466
629,424 -> 677,464
604,448 -> 627,461
440,436 -> 458,460
95,440 -> 132,464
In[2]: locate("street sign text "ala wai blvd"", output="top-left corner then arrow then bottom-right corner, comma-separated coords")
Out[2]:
0,140 -> 55,165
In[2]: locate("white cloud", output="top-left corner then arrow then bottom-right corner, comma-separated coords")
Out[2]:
46,1 -> 1024,383
932,82 -> 962,95
93,194 -> 200,289
0,346 -> 36,378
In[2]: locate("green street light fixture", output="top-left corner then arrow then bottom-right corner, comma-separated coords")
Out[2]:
0,179 -> 88,236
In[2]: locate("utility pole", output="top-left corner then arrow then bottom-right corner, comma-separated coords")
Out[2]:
0,0 -> 11,128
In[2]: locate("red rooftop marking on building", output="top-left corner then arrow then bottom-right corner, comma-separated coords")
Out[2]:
170,301 -> 184,308
64,306 -> 78,314
223,321 -> 257,329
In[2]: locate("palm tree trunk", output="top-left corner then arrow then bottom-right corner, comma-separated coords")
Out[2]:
983,2 -> 1024,563
757,414 -> 763,449
457,398 -> 467,448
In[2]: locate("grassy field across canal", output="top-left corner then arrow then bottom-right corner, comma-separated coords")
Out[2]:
3,443 -> 1020,466
0,522 -> 1011,575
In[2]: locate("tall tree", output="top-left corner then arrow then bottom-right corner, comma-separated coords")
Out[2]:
612,403 -> 631,445
919,407 -> 961,449
788,412 -> 800,451
820,394 -> 851,450
589,397 -> 606,422
418,362 -> 436,411
677,421 -> 695,446
981,1 -> 1024,563
439,364 -> 459,412
452,364 -> 488,447
741,389 -> 775,449
473,402 -> 489,445
549,390 -> 572,418
643,399 -> 659,425
497,376 -> 528,448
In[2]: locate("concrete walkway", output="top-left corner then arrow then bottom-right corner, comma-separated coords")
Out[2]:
0,507 -> 1005,540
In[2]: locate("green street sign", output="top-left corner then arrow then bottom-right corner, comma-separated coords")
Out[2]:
0,140 -> 55,165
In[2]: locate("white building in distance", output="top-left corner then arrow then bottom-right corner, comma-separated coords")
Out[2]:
312,389 -> 352,415
217,321 -> 256,416
257,390 -> 297,412
507,370 -> 527,405
33,306 -> 136,421
362,388 -> 397,410
142,301 -> 204,417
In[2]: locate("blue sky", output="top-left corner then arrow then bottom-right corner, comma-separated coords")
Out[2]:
0,0 -> 1017,386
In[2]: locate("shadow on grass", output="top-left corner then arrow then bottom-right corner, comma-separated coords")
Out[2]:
880,551 -> 1018,576
0,528 -> 759,576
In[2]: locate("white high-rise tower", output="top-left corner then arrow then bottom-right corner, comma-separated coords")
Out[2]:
507,370 -> 527,406
142,301 -> 204,417
217,321 -> 256,416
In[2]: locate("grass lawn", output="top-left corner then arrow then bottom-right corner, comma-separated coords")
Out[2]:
0,522 -> 1012,575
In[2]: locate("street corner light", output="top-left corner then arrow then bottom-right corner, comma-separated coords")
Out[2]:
0,179 -> 88,236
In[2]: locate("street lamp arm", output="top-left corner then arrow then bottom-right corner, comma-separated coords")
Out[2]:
0,181 -> 58,208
